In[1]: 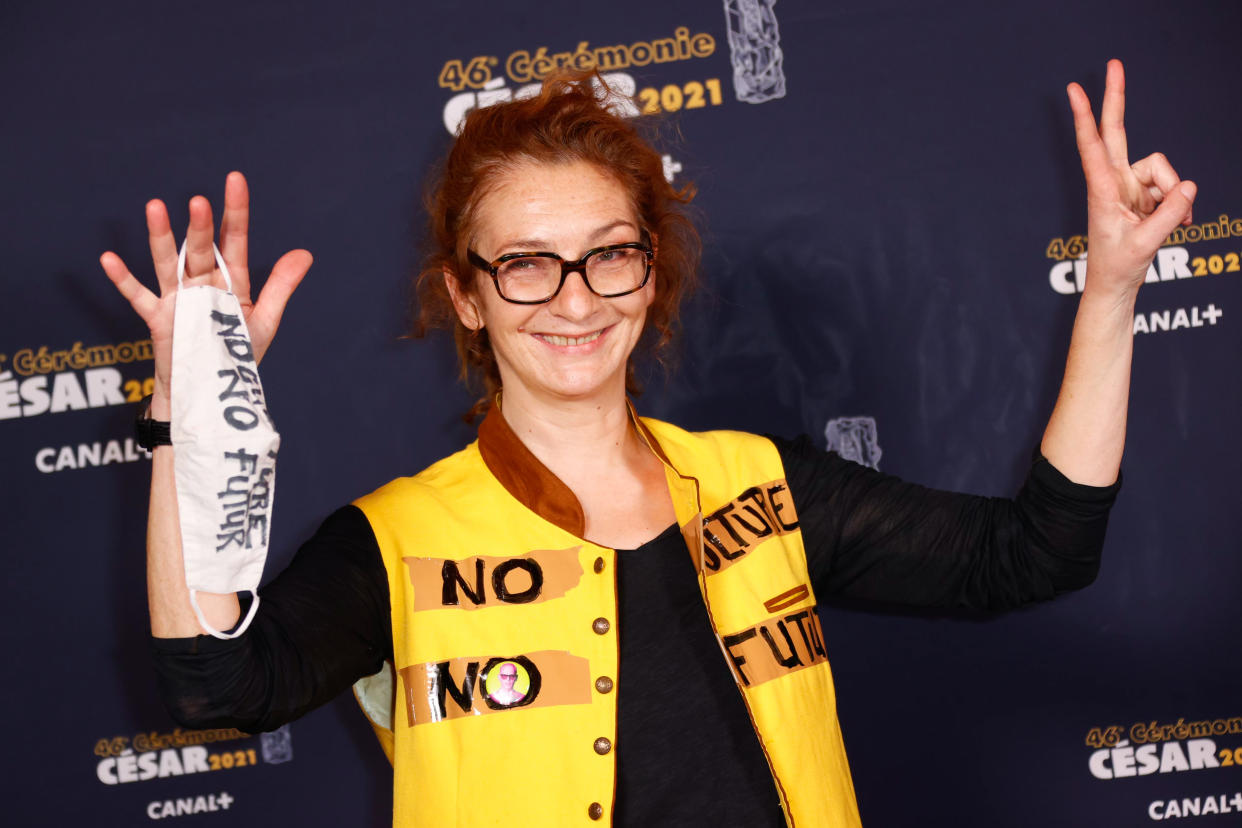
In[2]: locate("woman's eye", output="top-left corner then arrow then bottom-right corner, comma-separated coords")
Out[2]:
503,258 -> 540,274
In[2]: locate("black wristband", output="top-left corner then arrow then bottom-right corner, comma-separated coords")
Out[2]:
136,394 -> 172,450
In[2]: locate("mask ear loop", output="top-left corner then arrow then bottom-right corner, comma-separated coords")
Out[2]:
176,240 -> 234,291
175,239 -> 261,640
191,586 -> 261,640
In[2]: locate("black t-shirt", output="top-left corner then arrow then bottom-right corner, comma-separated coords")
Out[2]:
151,435 -> 1119,824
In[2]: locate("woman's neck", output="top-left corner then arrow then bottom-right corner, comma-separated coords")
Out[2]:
497,386 -> 638,474
495,386 -> 675,548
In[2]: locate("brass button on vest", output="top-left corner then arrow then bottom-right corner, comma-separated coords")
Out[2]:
588,802 -> 604,820
593,737 -> 612,755
592,617 -> 610,634
594,676 -> 614,694
593,556 -> 605,573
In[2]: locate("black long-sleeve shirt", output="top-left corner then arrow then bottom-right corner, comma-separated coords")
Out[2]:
151,436 -> 1119,825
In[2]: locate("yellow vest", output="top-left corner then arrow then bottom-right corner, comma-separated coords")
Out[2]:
353,407 -> 861,827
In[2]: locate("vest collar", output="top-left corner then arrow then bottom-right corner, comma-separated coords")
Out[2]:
476,402 -> 587,538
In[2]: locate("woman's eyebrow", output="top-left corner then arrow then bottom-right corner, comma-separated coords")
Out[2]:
495,220 -> 639,253
586,219 -> 639,243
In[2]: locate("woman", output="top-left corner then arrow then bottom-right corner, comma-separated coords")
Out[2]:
100,62 -> 1194,826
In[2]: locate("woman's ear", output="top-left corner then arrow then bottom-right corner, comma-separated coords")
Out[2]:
444,268 -> 483,331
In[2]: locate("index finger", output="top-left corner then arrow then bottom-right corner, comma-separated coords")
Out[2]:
1067,81 -> 1110,177
1099,58 -> 1129,163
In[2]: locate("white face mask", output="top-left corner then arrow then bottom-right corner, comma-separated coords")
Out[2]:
171,242 -> 280,639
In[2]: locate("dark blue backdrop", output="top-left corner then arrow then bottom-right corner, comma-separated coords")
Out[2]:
3,1 -> 1239,825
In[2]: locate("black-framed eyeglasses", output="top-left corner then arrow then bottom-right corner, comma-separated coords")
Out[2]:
467,230 -> 654,305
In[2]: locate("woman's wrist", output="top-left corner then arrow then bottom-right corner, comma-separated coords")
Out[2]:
1078,277 -> 1140,328
148,378 -> 172,420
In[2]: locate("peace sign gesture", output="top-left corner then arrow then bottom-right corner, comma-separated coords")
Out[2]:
99,172 -> 312,416
1067,59 -> 1196,296
1042,60 -> 1201,485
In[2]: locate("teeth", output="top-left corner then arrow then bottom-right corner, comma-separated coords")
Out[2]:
540,330 -> 603,346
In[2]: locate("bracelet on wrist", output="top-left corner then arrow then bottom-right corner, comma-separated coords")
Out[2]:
135,393 -> 172,450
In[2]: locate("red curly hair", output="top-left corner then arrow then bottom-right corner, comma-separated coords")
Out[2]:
414,71 -> 700,418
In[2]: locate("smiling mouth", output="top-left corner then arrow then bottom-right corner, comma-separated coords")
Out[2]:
536,329 -> 605,347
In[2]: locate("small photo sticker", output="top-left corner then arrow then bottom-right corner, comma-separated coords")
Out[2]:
485,661 -> 530,706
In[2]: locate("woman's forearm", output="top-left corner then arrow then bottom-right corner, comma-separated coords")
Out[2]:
1040,287 -> 1137,486
146,392 -> 241,638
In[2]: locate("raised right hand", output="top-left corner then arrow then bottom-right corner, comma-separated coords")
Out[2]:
1066,60 -> 1196,301
99,171 -> 312,415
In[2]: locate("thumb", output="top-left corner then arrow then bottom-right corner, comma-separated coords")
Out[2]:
1135,181 -> 1196,252
249,249 -> 313,360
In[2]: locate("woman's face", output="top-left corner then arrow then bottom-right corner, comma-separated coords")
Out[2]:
447,160 -> 654,407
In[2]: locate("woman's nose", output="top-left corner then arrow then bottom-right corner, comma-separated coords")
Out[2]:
550,269 -> 600,318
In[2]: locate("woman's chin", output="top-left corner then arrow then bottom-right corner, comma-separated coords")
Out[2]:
512,368 -> 628,405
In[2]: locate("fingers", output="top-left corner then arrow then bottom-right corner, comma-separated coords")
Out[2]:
248,249 -> 313,361
184,195 -> 218,282
1066,81 -> 1110,179
1135,181 -> 1197,251
1099,59 -> 1128,163
1131,152 -> 1182,200
220,171 -> 252,298
1130,173 -> 1158,217
146,199 -> 180,292
1131,151 -> 1194,226
113,176 -> 306,363
100,251 -> 160,323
